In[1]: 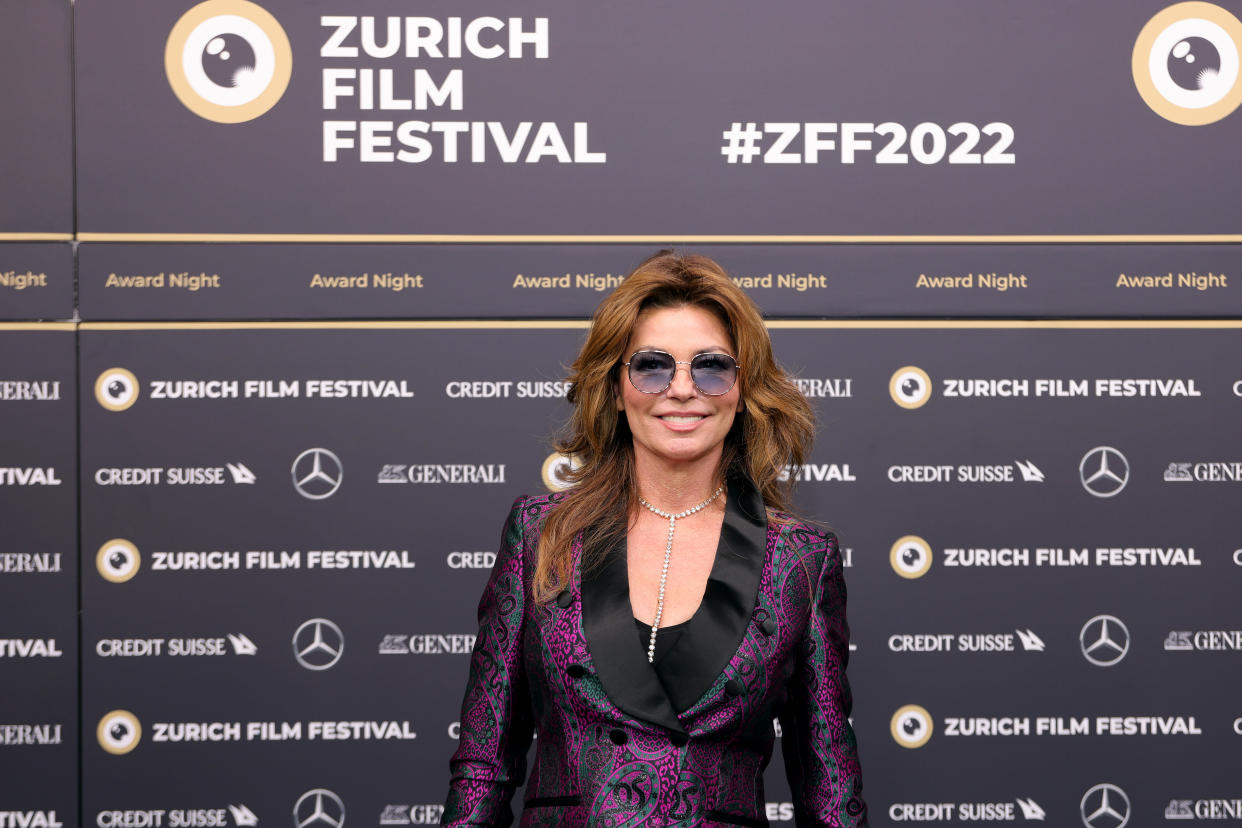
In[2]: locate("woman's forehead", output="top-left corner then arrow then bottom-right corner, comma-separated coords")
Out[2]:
628,305 -> 734,352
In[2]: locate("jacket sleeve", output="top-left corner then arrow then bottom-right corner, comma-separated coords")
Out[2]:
442,496 -> 536,827
777,529 -> 868,827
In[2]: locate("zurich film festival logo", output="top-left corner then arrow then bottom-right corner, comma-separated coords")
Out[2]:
97,539 -> 141,583
890,535 -> 932,579
294,790 -> 344,828
97,710 -> 142,755
95,368 -> 139,411
541,452 -> 580,492
293,618 -> 344,670
889,366 -> 932,409
1133,2 -> 1242,125
1081,783 -> 1130,828
890,704 -> 933,749
166,0 -> 292,123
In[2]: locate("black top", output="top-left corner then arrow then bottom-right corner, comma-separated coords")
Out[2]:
581,471 -> 768,731
634,616 -> 692,667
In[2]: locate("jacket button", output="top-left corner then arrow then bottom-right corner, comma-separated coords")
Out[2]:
725,679 -> 744,697
609,729 -> 628,745
567,664 -> 586,679
555,590 -> 573,608
669,732 -> 689,747
760,618 -> 777,636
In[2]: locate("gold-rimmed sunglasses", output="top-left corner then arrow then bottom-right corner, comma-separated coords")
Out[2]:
622,350 -> 740,396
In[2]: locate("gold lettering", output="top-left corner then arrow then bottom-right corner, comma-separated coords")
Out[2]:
512,273 -> 570,288
1116,272 -> 1173,288
915,273 -> 972,288
976,272 -> 1028,291
1176,272 -> 1228,291
169,272 -> 221,291
574,273 -> 623,291
0,270 -> 48,290
104,273 -> 164,288
776,273 -> 828,291
310,273 -> 368,288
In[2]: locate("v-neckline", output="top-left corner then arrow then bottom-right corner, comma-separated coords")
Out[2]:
580,473 -> 768,730
626,501 -> 725,630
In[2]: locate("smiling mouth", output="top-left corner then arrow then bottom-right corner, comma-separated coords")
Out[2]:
660,414 -> 706,423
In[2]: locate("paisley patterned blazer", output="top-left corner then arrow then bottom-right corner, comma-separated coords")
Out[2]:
443,475 -> 867,827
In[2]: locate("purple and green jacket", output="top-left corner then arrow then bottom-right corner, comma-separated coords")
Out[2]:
444,474 -> 867,827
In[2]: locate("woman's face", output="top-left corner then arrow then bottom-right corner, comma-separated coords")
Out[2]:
617,305 -> 742,473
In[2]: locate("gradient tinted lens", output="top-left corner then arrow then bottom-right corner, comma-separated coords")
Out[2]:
628,351 -> 676,392
627,351 -> 738,395
690,353 -> 738,395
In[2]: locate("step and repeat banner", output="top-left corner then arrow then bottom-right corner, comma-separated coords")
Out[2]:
1,2 -> 76,828
3,0 -> 1242,827
73,321 -> 1242,828
0,325 -> 78,828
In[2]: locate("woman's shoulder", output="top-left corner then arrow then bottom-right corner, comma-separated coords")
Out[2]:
766,509 -> 840,552
505,490 -> 569,527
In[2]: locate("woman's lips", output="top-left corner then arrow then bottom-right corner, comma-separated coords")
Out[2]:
657,413 -> 708,430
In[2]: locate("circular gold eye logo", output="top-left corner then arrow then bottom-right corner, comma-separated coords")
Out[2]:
97,539 -> 141,583
1133,2 -> 1242,125
541,452 -> 580,492
889,366 -> 932,409
166,0 -> 292,123
890,535 -> 933,579
98,710 -> 142,754
891,704 -> 933,749
95,367 -> 139,411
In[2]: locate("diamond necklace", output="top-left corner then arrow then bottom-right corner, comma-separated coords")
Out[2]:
637,484 -> 724,664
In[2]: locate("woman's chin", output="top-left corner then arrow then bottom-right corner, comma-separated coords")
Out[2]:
637,440 -> 723,468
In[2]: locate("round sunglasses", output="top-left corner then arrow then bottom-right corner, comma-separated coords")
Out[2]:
623,350 -> 740,396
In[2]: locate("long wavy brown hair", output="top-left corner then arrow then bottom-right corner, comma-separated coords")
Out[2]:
533,250 -> 816,603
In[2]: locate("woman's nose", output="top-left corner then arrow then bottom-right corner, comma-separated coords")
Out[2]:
667,364 -> 697,397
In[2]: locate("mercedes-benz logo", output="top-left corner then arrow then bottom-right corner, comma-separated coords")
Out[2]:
1079,446 -> 1130,498
1080,614 -> 1130,667
293,789 -> 345,828
292,618 -> 344,670
292,448 -> 343,500
1080,783 -> 1130,828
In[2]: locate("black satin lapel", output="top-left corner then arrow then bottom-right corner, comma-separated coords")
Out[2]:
581,530 -> 686,733
661,473 -> 768,712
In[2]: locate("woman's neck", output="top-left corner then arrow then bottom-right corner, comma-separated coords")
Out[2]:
632,452 -> 725,514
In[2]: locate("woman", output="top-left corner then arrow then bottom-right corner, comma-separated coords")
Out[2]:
443,251 -> 866,827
